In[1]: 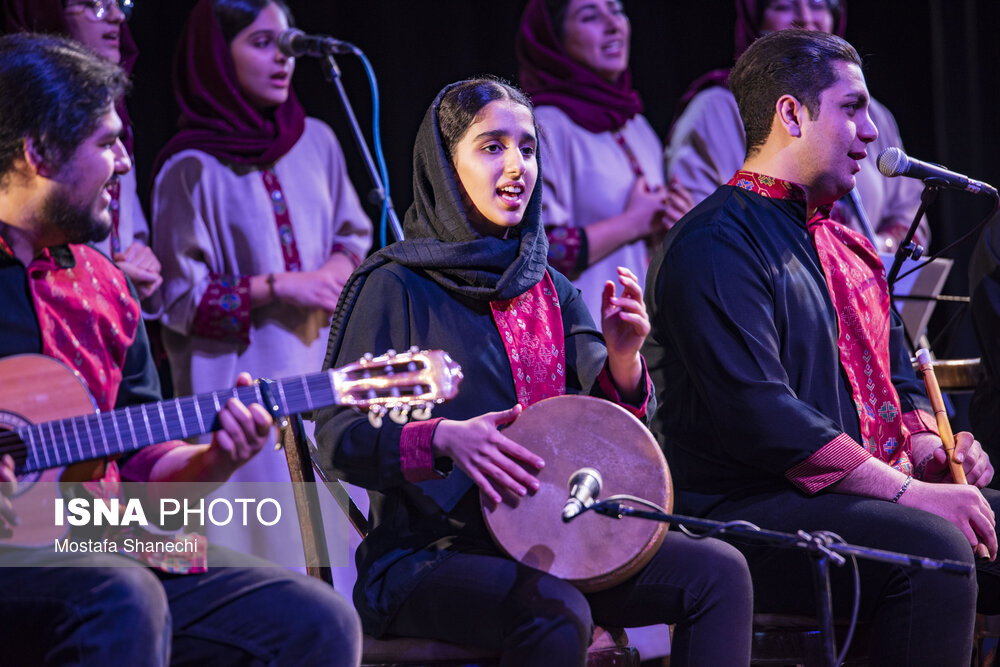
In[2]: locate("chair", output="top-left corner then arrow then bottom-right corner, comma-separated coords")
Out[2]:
278,416 -> 640,667
752,610 -> 1000,666
750,613 -> 869,666
974,613 -> 1000,667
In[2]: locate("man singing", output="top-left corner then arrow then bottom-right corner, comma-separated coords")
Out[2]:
644,28 -> 999,665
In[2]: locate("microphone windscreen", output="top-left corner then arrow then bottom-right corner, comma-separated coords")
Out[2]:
276,28 -> 303,58
877,147 -> 907,178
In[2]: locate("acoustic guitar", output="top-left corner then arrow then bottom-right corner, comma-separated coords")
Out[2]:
0,348 -> 462,547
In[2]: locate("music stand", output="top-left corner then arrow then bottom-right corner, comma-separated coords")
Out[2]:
880,252 -> 953,345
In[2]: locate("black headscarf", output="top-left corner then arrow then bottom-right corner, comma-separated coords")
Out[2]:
324,81 -> 550,369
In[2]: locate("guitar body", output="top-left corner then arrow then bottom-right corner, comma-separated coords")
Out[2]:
0,348 -> 463,549
0,355 -> 105,547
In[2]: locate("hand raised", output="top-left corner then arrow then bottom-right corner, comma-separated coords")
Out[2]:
601,267 -> 649,399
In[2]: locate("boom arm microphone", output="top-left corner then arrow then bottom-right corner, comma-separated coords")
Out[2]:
877,147 -> 997,197
561,468 -> 602,523
277,28 -> 357,58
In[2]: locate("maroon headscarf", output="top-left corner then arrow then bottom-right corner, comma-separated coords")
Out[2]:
516,0 -> 642,134
152,0 -> 305,175
671,0 -> 848,131
2,0 -> 139,156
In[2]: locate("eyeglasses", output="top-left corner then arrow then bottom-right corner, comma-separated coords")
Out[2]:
64,0 -> 134,21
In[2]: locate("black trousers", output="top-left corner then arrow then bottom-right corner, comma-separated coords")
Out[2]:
386,532 -> 753,667
0,544 -> 361,666
707,488 -> 1000,666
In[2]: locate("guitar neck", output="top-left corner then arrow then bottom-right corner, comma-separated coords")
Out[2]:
16,371 -> 337,474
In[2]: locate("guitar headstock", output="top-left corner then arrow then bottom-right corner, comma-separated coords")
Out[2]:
332,348 -> 463,427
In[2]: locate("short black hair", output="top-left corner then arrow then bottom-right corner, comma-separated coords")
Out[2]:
0,33 -> 127,183
729,28 -> 862,157
212,0 -> 294,43
437,78 -> 534,159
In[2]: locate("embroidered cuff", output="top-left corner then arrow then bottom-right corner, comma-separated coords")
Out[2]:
903,409 -> 939,437
545,226 -> 588,278
595,357 -> 651,420
192,274 -> 251,344
400,418 -> 446,483
785,433 -> 872,494
331,243 -> 362,269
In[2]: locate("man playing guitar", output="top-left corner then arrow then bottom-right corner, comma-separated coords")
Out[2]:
0,32 -> 361,666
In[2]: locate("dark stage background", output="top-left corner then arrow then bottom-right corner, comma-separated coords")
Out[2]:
123,1 -> 999,375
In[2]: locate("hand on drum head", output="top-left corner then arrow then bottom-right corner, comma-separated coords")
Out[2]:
431,404 -> 544,506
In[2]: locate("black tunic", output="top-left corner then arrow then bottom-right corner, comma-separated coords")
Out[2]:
642,184 -> 930,516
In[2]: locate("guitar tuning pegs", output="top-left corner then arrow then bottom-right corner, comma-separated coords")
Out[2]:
362,352 -> 374,362
410,404 -> 432,421
409,345 -> 419,354
388,405 -> 410,425
386,349 -> 397,358
368,405 -> 386,429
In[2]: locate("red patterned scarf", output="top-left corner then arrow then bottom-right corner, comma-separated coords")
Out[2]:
28,245 -> 140,411
491,272 -> 566,406
728,171 -> 912,473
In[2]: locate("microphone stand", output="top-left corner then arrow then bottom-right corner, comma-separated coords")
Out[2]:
320,53 -> 405,243
580,499 -> 973,667
886,183 -> 940,288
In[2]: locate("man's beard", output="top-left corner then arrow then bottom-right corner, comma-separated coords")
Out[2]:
38,186 -> 111,246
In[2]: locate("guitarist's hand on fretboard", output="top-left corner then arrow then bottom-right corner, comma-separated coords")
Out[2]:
152,373 -> 275,487
206,372 -> 275,477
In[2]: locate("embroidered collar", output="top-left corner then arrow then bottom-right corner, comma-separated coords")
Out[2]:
727,170 -> 834,220
728,170 -> 805,200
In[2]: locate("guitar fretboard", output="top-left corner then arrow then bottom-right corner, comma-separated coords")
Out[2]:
15,372 -> 339,474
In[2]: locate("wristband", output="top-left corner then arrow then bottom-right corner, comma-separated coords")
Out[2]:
890,475 -> 913,503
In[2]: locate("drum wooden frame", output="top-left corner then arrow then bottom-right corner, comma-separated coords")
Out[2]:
483,395 -> 672,592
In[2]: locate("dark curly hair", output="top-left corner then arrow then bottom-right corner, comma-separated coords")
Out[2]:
0,32 -> 128,183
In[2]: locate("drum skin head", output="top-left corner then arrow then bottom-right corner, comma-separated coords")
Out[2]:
482,395 -> 672,592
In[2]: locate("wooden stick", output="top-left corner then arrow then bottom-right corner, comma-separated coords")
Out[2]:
916,349 -> 966,483
916,348 -> 990,558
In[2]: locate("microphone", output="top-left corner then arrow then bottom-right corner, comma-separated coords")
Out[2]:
277,28 -> 357,58
561,468 -> 602,523
877,147 -> 997,196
